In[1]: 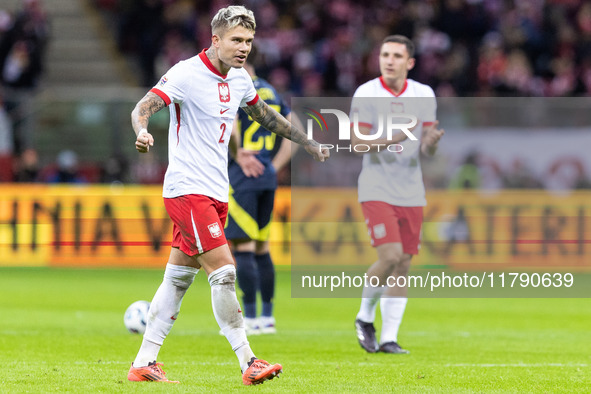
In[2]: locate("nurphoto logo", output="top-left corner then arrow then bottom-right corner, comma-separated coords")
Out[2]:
304,108 -> 418,153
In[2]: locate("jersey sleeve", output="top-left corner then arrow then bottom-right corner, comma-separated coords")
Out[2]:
240,73 -> 259,107
150,62 -> 189,106
350,86 -> 373,128
421,86 -> 437,126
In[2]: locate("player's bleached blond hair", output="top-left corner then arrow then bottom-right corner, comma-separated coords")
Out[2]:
211,6 -> 256,36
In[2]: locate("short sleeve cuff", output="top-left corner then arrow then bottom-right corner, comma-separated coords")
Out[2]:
150,88 -> 171,106
351,122 -> 373,129
246,94 -> 259,106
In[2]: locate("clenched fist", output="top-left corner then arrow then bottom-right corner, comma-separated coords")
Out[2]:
136,129 -> 154,153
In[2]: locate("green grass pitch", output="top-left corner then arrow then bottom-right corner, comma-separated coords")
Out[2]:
1,267 -> 589,392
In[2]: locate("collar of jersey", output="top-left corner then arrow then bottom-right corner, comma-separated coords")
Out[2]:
379,76 -> 408,97
199,49 -> 228,79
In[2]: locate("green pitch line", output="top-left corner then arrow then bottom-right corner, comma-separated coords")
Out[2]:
0,267 -> 589,392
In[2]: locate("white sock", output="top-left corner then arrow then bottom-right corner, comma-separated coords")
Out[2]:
356,285 -> 385,323
379,297 -> 408,344
208,264 -> 255,372
133,264 -> 198,367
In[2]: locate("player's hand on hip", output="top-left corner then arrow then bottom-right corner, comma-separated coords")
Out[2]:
305,140 -> 330,162
135,129 -> 154,153
237,148 -> 264,177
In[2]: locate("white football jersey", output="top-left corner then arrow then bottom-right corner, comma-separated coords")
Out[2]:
351,77 -> 436,206
151,50 -> 259,202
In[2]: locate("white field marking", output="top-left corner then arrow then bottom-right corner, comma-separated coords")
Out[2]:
335,362 -> 588,368
443,363 -> 588,368
5,361 -> 236,366
85,361 -> 589,368
78,361 -> 236,366
6,360 -> 587,369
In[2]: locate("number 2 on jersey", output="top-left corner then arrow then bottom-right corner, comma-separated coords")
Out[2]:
219,123 -> 226,143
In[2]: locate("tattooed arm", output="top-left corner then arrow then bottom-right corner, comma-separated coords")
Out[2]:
243,100 -> 330,162
131,92 -> 166,153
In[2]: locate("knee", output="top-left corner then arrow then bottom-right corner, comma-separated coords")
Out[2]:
208,264 -> 236,287
391,256 -> 411,277
381,250 -> 404,270
163,264 -> 199,290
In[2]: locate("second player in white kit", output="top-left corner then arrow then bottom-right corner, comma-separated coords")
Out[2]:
352,35 -> 444,355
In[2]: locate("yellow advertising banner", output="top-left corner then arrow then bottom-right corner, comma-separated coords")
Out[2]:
0,185 -> 291,268
290,189 -> 591,270
0,185 -> 171,267
1,185 -> 590,270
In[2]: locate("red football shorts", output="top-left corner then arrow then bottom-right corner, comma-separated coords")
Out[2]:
163,194 -> 228,256
361,201 -> 423,254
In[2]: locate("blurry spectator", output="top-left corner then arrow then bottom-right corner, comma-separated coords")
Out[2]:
477,33 -> 507,94
0,0 -> 49,89
117,0 -> 164,86
131,153 -> 165,184
547,55 -> 577,96
100,154 -> 128,184
0,91 -> 13,182
575,176 -> 591,190
449,152 -> 481,189
502,50 -> 535,95
44,150 -> 87,184
503,158 -> 543,189
136,0 -> 165,86
0,10 -> 12,36
301,72 -> 324,97
478,157 -> 504,191
13,147 -> 39,182
545,158 -> 590,191
0,0 -> 49,153
435,43 -> 470,96
162,0 -> 198,45
577,56 -> 591,94
158,29 -> 195,73
268,68 -> 293,100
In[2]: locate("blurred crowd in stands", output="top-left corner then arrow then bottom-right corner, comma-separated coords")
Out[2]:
95,0 -> 591,98
1,0 -> 591,189
0,0 -> 49,182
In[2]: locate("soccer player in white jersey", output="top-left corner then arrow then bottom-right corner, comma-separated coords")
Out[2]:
127,6 -> 329,385
352,35 -> 444,354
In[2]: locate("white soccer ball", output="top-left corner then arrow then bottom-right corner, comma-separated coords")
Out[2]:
124,300 -> 150,334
